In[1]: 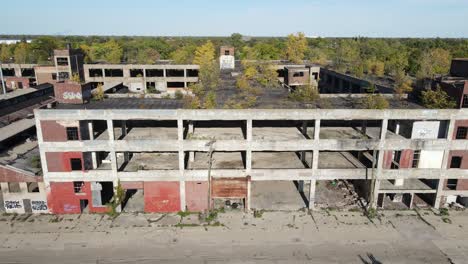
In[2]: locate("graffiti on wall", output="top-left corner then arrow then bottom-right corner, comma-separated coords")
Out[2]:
31,200 -> 48,211
4,200 -> 22,209
63,92 -> 82,100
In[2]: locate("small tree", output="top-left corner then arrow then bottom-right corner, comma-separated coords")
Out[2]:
204,91 -> 217,109
289,84 -> 319,102
421,86 -> 456,109
394,70 -> 413,99
285,32 -> 308,64
362,94 -> 389,109
93,83 -> 105,101
106,181 -> 125,218
70,73 -> 81,83
174,90 -> 184,100
183,95 -> 201,109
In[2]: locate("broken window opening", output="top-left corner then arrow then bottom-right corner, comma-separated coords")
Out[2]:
187,69 -> 198,77
8,182 -> 21,193
130,69 -> 144,77
167,82 -> 185,88
456,127 -> 467,139
74,181 -> 85,193
145,69 -> 164,77
27,182 -> 39,193
104,69 -> 124,77
450,156 -> 462,168
70,158 -> 82,171
89,69 -> 103,77
412,150 -> 421,168
56,57 -> 69,66
66,127 -> 79,140
166,69 -> 184,77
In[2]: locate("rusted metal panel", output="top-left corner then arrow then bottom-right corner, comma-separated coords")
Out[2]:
212,177 -> 247,198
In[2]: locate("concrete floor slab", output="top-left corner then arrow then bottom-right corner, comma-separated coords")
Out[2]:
192,127 -> 244,140
253,127 -> 305,140
318,151 -> 365,169
122,152 -> 179,171
251,181 -> 307,210
189,152 -> 244,169
252,152 -> 306,169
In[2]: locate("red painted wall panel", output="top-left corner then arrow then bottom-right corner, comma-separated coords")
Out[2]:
185,181 -> 208,212
46,152 -> 84,172
383,151 -> 393,169
399,150 -> 413,169
144,181 -> 180,213
212,178 -> 247,198
0,165 -> 42,182
48,182 -> 110,214
41,121 -> 68,142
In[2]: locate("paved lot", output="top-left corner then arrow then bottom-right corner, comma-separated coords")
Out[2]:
0,209 -> 467,263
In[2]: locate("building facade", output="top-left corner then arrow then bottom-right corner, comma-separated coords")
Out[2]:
35,108 -> 468,214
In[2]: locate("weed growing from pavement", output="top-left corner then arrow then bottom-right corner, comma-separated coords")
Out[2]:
253,209 -> 264,218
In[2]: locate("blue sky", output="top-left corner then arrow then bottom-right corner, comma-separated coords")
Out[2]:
3,0 -> 468,37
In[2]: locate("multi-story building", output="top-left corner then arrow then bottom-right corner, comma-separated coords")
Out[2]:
33,82 -> 468,213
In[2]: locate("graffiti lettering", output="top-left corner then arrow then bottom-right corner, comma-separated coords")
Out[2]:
5,200 -> 22,209
31,201 -> 48,211
63,92 -> 82,100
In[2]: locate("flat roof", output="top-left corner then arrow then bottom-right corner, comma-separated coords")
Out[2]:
0,140 -> 40,175
0,88 -> 38,101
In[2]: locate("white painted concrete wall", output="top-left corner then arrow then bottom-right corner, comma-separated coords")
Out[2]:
412,121 -> 440,139
220,55 -> 235,70
1,182 -> 49,214
419,150 -> 444,168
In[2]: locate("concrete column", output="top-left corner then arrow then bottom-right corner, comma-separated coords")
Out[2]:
246,176 -> 251,211
314,119 -> 320,140
184,69 -> 187,88
300,121 -> 308,164
177,119 -> 186,211
107,120 -> 114,141
188,121 -> 195,163
88,121 -> 98,169
371,119 -> 388,208
309,119 -> 320,209
309,180 -> 316,209
121,121 -> 130,163
434,118 -> 456,209
246,119 -> 252,172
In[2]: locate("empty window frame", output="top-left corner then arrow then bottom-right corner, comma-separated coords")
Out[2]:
166,69 -> 184,77
130,69 -> 144,77
58,72 -> 70,80
27,182 -> 39,193
293,72 -> 305,77
145,69 -> 164,77
73,181 -> 85,193
56,57 -> 69,66
66,127 -> 79,140
52,73 -> 57,80
412,150 -> 421,168
89,69 -> 103,77
70,158 -> 83,171
104,69 -> 124,77
8,182 -> 21,193
446,179 -> 458,190
463,95 -> 468,108
456,127 -> 467,139
224,50 -> 230,55
391,150 -> 402,169
450,156 -> 462,168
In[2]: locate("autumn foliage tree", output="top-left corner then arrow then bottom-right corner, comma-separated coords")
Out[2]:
285,32 -> 308,64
